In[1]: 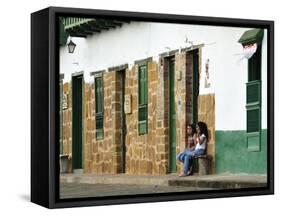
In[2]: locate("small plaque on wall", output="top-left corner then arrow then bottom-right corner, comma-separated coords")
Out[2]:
124,94 -> 132,114
63,93 -> 68,110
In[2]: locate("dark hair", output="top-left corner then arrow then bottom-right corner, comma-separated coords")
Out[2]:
187,123 -> 196,136
196,121 -> 209,141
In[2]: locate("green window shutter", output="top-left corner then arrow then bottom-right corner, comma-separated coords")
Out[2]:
138,64 -> 148,135
247,108 -> 260,133
248,45 -> 262,82
95,76 -> 104,139
139,65 -> 148,105
246,81 -> 261,105
242,32 -> 263,151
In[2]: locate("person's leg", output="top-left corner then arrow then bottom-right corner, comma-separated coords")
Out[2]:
193,149 -> 205,157
183,151 -> 194,174
177,150 -> 192,163
176,152 -> 184,162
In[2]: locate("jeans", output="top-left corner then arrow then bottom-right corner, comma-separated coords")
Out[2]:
176,148 -> 205,174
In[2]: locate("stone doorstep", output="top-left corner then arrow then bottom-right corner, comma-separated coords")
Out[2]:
60,174 -> 267,189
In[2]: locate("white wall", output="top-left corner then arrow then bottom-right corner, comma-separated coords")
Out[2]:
60,23 -> 267,131
60,22 -> 247,83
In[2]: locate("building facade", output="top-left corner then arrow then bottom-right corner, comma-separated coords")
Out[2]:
60,18 -> 267,175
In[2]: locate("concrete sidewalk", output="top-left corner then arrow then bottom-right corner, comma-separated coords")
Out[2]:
60,173 -> 267,189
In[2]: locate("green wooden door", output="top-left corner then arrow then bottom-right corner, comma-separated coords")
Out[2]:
192,51 -> 199,124
169,59 -> 177,173
120,70 -> 126,173
72,75 -> 83,170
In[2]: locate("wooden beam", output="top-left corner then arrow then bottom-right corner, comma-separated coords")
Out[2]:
67,29 -> 87,38
81,23 -> 101,33
88,20 -> 109,30
76,26 -> 94,35
97,19 -> 117,29
111,20 -> 122,27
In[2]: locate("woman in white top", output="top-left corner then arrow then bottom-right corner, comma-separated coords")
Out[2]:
178,121 -> 208,177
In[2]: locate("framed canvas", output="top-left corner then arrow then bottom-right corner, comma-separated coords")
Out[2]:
31,6 -> 274,208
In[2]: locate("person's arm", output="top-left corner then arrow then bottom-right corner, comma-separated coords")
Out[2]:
189,145 -> 195,151
198,134 -> 206,145
185,142 -> 188,150
188,135 -> 196,150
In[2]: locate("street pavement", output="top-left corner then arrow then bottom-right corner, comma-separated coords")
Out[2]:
60,182 -> 213,199
60,173 -> 267,199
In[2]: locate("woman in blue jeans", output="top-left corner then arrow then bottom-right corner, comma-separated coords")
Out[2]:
177,122 -> 208,177
177,124 -> 196,162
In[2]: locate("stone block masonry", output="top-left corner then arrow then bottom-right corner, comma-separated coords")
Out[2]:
61,49 -> 216,175
125,61 -> 166,175
198,94 -> 215,174
62,82 -> 72,173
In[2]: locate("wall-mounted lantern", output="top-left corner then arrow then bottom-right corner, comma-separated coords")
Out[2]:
67,39 -> 76,54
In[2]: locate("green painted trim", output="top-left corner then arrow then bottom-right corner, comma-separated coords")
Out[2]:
59,19 -> 69,46
238,28 -> 264,45
215,129 -> 267,174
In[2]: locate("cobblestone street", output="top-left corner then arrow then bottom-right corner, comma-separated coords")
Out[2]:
60,182 -> 212,199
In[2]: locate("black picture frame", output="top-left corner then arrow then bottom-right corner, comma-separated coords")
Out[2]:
31,6 -> 274,209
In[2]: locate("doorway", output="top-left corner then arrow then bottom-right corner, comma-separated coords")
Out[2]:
192,50 -> 199,124
72,74 -> 83,172
118,69 -> 126,173
168,57 -> 177,173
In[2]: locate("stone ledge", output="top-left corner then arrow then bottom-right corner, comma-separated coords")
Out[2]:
60,173 -> 267,189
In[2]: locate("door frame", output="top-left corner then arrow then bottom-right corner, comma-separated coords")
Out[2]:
191,49 -> 199,124
168,56 -> 177,173
71,71 -> 84,172
118,69 -> 126,173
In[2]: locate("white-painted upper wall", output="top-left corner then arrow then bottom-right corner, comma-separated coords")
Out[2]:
60,22 -> 267,131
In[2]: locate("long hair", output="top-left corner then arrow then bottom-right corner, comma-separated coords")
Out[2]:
187,123 -> 196,136
197,121 -> 209,141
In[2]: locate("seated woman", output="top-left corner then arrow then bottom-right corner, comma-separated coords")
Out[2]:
177,121 -> 208,177
177,124 -> 196,163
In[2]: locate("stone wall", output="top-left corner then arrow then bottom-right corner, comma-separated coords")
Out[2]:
61,49 -> 215,175
198,93 -> 215,173
86,72 -> 116,174
125,61 -> 165,174
83,83 -> 92,173
62,82 -> 72,172
173,50 -> 203,174
175,52 -> 190,174
85,61 -> 168,175
155,58 -> 170,174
